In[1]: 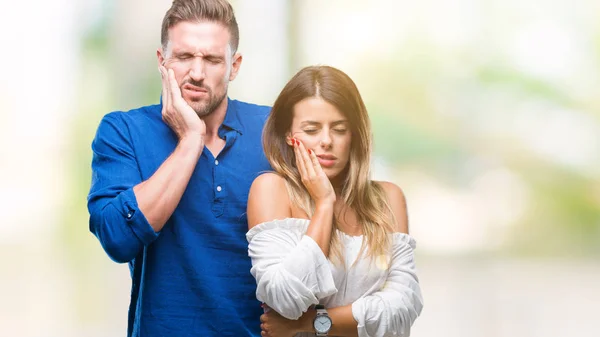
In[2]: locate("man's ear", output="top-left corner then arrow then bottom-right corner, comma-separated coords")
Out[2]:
229,52 -> 243,81
157,48 -> 165,67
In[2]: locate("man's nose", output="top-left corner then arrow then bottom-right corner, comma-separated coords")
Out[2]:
189,57 -> 206,81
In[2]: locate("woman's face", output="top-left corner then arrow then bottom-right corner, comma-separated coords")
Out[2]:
288,97 -> 352,180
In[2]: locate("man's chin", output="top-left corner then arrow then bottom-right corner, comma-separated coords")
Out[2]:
187,93 -> 226,117
182,97 -> 208,114
183,95 -> 205,105
191,104 -> 212,117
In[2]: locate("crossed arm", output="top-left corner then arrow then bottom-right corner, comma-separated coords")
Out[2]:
247,172 -> 422,336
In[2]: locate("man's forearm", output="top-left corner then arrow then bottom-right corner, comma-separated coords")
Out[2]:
134,135 -> 204,231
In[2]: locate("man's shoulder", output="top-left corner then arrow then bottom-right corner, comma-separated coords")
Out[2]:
231,99 -> 271,117
107,103 -> 161,121
94,104 -> 164,143
98,104 -> 162,128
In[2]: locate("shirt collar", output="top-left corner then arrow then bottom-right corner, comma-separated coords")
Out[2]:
222,97 -> 243,135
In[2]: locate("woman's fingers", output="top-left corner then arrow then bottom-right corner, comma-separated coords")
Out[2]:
294,139 -> 308,180
291,137 -> 335,204
307,142 -> 325,175
296,139 -> 317,178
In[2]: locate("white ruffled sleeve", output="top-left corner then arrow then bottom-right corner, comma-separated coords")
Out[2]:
246,218 -> 338,320
351,233 -> 424,337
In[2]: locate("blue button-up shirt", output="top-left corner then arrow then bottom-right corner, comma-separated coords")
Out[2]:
88,98 -> 271,336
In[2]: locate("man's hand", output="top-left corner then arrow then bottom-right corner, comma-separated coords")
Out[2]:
159,65 -> 206,141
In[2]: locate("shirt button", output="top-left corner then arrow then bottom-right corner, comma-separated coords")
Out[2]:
215,160 -> 219,165
216,186 -> 222,192
126,213 -> 132,219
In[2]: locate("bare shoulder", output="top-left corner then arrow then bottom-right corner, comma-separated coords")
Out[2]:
247,172 -> 292,229
378,181 -> 407,206
376,181 -> 409,234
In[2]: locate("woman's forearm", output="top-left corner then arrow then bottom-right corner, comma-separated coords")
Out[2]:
297,304 -> 359,337
305,202 -> 335,256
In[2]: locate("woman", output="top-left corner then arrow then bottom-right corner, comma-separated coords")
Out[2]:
246,66 -> 423,337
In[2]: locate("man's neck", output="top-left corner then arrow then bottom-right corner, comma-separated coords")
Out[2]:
202,98 -> 229,139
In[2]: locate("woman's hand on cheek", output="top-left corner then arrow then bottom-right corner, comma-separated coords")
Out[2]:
289,137 -> 336,207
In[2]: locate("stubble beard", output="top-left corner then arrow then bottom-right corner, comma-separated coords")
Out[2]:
184,85 -> 228,118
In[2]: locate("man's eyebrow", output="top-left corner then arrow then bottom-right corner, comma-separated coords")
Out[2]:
171,49 -> 226,59
203,53 -> 225,59
171,50 -> 193,56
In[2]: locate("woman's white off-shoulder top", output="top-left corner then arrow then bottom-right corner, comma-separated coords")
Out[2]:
246,218 -> 423,337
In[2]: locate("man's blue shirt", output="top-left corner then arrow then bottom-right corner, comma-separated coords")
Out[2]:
88,98 -> 271,336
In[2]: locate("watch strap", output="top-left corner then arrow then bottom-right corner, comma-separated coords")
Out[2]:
314,304 -> 330,336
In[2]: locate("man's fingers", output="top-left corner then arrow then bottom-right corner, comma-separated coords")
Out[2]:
167,68 -> 183,103
159,66 -> 171,112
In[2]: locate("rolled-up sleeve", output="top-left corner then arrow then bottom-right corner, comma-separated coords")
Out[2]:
87,113 -> 158,263
351,234 -> 423,337
247,219 -> 337,320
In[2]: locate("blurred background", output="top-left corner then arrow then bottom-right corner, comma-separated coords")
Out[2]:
1,0 -> 599,336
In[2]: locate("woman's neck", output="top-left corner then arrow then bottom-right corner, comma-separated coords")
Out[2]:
329,169 -> 348,195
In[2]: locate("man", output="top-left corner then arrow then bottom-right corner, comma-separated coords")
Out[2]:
87,1 -> 271,335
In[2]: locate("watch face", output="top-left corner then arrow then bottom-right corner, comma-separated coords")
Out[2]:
314,315 -> 332,333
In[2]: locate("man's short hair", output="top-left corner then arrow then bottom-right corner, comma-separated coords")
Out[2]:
161,0 -> 239,53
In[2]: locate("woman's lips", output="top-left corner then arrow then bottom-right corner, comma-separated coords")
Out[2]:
317,154 -> 337,168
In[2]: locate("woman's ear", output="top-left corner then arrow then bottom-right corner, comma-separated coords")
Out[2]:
285,133 -> 294,146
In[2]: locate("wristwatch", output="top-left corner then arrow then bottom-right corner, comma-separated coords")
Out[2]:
313,304 -> 332,336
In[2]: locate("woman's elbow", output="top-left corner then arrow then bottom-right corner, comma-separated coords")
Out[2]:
255,274 -> 315,320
